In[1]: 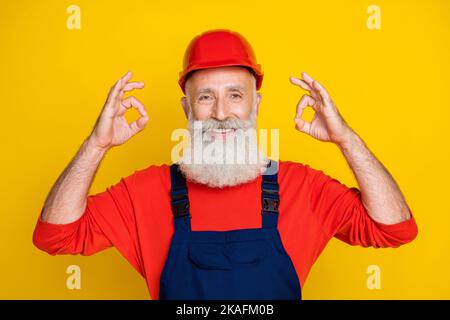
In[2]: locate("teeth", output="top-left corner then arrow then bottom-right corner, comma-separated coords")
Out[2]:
212,129 -> 234,133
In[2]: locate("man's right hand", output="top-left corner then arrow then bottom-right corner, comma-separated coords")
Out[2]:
89,71 -> 148,151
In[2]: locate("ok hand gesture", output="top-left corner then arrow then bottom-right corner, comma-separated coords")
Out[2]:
89,71 -> 149,151
290,72 -> 353,146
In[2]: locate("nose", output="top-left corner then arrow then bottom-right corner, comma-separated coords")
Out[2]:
211,96 -> 228,121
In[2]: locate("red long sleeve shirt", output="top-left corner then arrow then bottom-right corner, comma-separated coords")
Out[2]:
32,160 -> 418,299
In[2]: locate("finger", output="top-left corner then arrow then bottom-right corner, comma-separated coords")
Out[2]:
120,70 -> 133,84
115,70 -> 134,96
296,94 -> 318,115
295,115 -> 311,135
123,81 -> 145,92
302,72 -> 332,103
120,96 -> 148,118
106,71 -> 133,103
290,76 -> 312,91
294,94 -> 314,133
301,71 -> 315,87
294,95 -> 316,134
105,78 -> 123,105
121,96 -> 149,133
118,81 -> 145,100
289,76 -> 321,101
129,114 -> 149,134
311,79 -> 332,104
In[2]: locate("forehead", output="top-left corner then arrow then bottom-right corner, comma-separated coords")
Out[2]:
186,66 -> 253,92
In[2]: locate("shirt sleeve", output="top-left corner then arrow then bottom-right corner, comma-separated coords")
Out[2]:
32,172 -> 144,276
307,165 -> 418,248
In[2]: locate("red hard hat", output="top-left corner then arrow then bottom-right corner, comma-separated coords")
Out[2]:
178,29 -> 264,94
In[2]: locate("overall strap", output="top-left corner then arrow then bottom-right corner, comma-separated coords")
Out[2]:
261,160 -> 280,229
169,163 -> 191,231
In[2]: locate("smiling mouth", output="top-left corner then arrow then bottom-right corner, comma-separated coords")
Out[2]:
209,128 -> 237,139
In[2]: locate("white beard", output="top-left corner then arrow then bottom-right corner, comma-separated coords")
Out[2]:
178,114 -> 269,188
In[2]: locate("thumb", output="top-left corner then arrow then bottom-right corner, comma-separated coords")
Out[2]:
130,115 -> 149,134
295,116 -> 311,135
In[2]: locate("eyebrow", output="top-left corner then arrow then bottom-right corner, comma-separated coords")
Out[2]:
197,85 -> 246,95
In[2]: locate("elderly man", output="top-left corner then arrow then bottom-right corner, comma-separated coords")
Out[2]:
33,29 -> 418,300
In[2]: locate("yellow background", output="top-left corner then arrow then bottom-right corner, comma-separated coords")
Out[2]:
1,0 -> 449,299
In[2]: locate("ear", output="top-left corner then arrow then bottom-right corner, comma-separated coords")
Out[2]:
255,92 -> 262,115
181,96 -> 189,119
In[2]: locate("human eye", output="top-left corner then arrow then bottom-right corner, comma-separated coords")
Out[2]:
199,95 -> 212,101
230,93 -> 242,99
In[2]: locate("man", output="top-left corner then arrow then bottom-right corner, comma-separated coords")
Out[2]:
33,29 -> 418,300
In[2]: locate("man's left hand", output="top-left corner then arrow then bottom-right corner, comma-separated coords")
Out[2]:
290,72 -> 353,146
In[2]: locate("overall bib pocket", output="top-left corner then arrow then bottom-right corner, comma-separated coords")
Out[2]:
188,244 -> 231,270
188,241 -> 267,270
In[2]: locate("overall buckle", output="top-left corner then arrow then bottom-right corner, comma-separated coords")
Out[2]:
171,199 -> 190,218
170,187 -> 190,218
261,194 -> 279,214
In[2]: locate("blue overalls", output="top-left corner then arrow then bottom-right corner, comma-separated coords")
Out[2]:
159,160 -> 302,300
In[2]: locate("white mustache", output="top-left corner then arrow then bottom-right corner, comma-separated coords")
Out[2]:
191,118 -> 254,133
